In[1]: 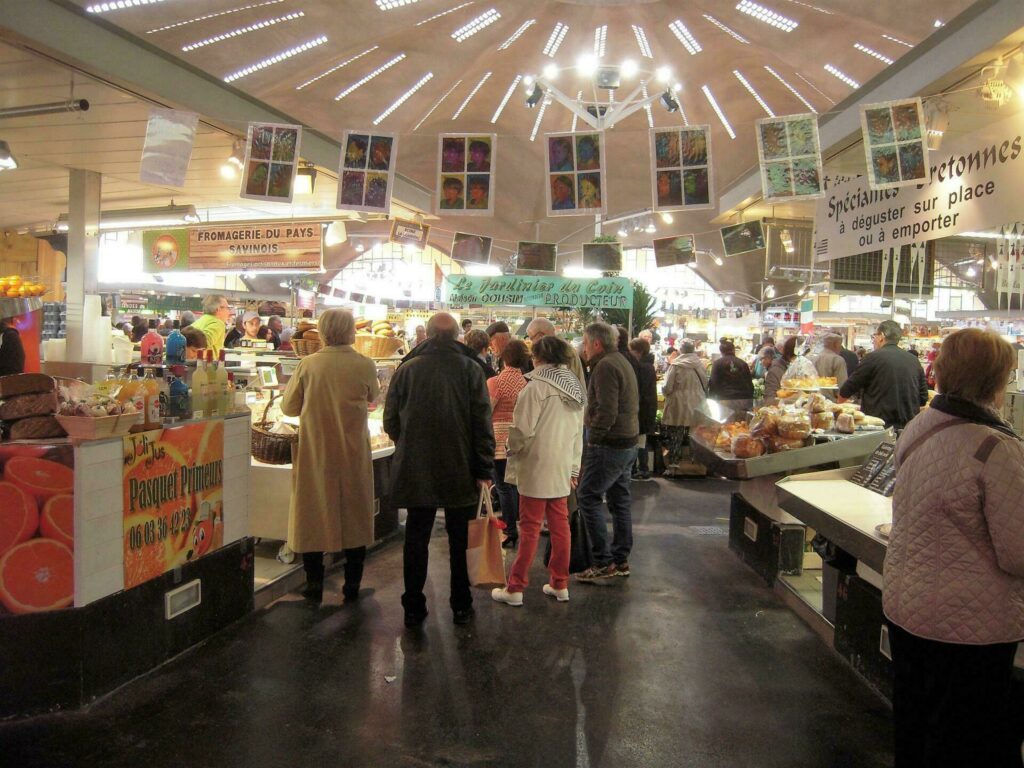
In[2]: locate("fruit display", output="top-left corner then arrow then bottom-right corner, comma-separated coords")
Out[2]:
355,319 -> 396,337
0,275 -> 47,298
57,391 -> 138,417
779,376 -> 838,390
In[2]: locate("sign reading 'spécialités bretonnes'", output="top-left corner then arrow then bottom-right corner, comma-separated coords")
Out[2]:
142,223 -> 324,273
813,110 -> 1024,262
444,274 -> 632,309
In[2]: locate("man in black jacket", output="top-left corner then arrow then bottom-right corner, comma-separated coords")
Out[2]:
838,320 -> 928,429
385,313 -> 495,627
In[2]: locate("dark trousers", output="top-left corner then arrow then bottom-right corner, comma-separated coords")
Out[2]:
888,621 -> 1022,768
402,505 -> 475,614
577,444 -> 634,567
493,459 -> 519,538
302,548 -> 366,587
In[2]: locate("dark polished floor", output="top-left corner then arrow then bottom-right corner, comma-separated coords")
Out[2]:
0,478 -> 894,767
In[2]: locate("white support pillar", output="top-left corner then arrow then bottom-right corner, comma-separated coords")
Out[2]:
65,169 -> 101,363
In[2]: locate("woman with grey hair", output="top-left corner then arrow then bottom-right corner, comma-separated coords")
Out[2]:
281,309 -> 380,603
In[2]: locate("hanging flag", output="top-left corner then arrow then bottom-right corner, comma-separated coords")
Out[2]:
754,113 -> 824,203
881,247 -> 891,297
139,108 -> 198,188
337,130 -> 398,215
436,133 -> 497,216
859,98 -> 929,191
239,122 -> 302,204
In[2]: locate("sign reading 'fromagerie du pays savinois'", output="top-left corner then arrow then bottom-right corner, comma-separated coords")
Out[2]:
143,223 -> 324,273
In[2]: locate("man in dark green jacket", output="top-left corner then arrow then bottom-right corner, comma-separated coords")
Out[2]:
576,322 -> 640,582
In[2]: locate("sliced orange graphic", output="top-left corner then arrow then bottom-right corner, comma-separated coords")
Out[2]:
0,481 -> 38,557
0,538 -> 73,614
40,494 -> 74,551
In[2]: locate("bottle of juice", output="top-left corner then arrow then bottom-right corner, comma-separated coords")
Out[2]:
165,326 -> 186,364
139,368 -> 161,429
191,353 -> 209,418
156,366 -> 170,420
140,319 -> 165,365
168,365 -> 191,419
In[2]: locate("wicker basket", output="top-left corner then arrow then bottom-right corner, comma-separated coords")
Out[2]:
251,392 -> 298,465
292,337 -> 323,357
354,334 -> 404,358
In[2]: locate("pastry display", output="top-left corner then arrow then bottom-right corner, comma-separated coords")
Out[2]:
732,433 -> 766,458
770,435 -> 807,452
811,411 -> 835,431
836,413 -> 856,433
777,409 -> 812,440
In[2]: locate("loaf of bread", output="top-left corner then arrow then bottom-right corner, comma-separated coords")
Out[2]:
0,373 -> 55,398
811,411 -> 834,431
769,435 -> 806,453
836,413 -> 856,434
732,434 -> 766,459
806,393 -> 829,413
0,391 -> 58,421
7,415 -> 66,440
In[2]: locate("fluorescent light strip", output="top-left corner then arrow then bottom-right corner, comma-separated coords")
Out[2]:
87,0 -> 170,12
781,0 -> 832,13
414,78 -> 463,130
182,12 -> 304,52
490,75 -> 521,123
335,53 -> 406,100
763,65 -> 816,113
702,14 -> 750,44
374,72 -> 434,125
296,46 -> 378,90
882,34 -> 914,48
223,36 -> 327,83
452,71 -> 491,119
416,2 -> 474,26
498,19 -> 536,50
668,20 -> 701,55
146,1 -> 283,34
735,1 -> 799,32
451,8 -> 500,42
529,98 -> 548,142
795,72 -> 835,103
632,24 -> 654,58
641,82 -> 653,127
733,70 -> 774,116
376,0 -> 421,9
854,42 -> 893,65
823,63 -> 859,88
543,22 -> 568,57
702,84 -> 736,139
594,25 -> 607,57
571,90 -> 582,132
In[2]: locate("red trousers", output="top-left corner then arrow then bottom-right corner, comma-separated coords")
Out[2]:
508,495 -> 570,592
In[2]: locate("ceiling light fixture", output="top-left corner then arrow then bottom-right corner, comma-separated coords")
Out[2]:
498,19 -> 536,50
414,78 -> 463,130
640,81 -> 654,127
660,91 -> 680,113
373,72 -> 434,125
417,1 -> 474,26
763,65 -> 816,113
655,66 -> 673,83
571,90 -> 583,131
295,46 -> 378,90
57,203 -> 200,231
491,75 -> 522,123
925,101 -> 950,150
324,221 -> 347,247
702,14 -> 750,44
529,96 -> 549,141
223,35 -> 327,83
451,8 -> 500,42
86,0 -> 169,12
882,34 -> 914,48
631,24 -> 654,58
702,85 -> 736,139
965,265 -> 977,277
335,53 -> 407,100
823,63 -> 859,89
294,164 -> 317,195
781,0 -> 832,13
577,53 -> 598,76
645,217 -> 657,234
543,63 -> 559,80
376,0 -> 421,9
145,1 -> 284,34
0,141 -> 18,171
735,1 -> 799,32
452,71 -> 491,118
660,212 -> 673,224
795,71 -> 835,103
181,11 -> 304,51
668,20 -> 702,55
853,42 -> 894,65
219,138 -> 245,180
933,19 -> 944,28
594,25 -> 607,57
733,70 -> 774,116
543,22 -> 569,57
710,251 -> 724,266
621,59 -> 639,79
525,83 -> 544,108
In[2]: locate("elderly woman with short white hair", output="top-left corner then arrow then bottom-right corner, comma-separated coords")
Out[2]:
281,309 -> 380,603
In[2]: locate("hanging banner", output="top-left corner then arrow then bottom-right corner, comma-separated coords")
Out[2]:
650,125 -> 713,211
813,109 -> 1024,262
142,223 -> 324,272
122,420 -> 224,590
338,130 -> 397,215
390,217 -> 430,248
444,274 -> 632,309
545,131 -> 606,216
436,133 -> 496,216
652,235 -> 696,268
451,232 -> 492,265
755,113 -> 824,202
139,108 -> 198,188
860,98 -> 929,190
239,122 -> 302,203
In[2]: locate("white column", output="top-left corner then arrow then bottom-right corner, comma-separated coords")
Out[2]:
65,169 -> 101,362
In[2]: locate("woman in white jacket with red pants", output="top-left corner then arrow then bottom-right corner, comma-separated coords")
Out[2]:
492,336 -> 585,606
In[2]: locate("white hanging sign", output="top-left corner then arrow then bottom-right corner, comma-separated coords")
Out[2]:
139,108 -> 198,188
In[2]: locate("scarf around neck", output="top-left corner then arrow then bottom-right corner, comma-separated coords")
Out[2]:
929,393 -> 1020,440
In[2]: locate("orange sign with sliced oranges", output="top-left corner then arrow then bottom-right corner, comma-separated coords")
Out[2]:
122,421 -> 224,590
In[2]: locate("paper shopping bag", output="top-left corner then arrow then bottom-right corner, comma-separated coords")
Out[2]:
467,486 -> 507,587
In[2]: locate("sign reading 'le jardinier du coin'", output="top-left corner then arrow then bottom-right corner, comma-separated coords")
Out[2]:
444,274 -> 633,309
142,223 -> 324,273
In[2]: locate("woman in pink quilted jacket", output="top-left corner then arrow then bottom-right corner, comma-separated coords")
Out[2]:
884,328 -> 1024,767
487,339 -> 530,548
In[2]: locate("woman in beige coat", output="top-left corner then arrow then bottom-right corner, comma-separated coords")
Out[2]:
281,309 -> 379,603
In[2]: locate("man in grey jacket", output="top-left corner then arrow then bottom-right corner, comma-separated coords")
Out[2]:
576,322 -> 640,582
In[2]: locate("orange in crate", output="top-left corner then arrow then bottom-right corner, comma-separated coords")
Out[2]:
0,481 -> 39,557
0,538 -> 73,614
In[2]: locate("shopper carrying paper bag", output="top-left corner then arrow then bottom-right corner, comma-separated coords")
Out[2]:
467,487 -> 507,588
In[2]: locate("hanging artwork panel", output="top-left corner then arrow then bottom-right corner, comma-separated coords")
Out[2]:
652,235 -> 697,268
516,241 -> 558,272
435,133 -> 496,216
755,113 -> 824,202
239,122 -> 302,203
860,98 -> 929,190
544,131 -> 607,216
451,232 -> 493,265
139,108 -> 198,188
649,125 -> 713,212
337,130 -> 398,215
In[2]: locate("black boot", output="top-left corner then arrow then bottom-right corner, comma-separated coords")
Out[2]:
301,552 -> 324,604
342,547 -> 366,602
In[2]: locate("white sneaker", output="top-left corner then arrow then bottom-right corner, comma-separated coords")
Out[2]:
543,584 -> 570,602
491,587 -> 523,606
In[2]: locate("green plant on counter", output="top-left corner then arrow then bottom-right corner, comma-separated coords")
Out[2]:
753,379 -> 765,402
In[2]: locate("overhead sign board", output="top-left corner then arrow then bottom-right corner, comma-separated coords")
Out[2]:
142,223 -> 324,273
444,274 -> 632,309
